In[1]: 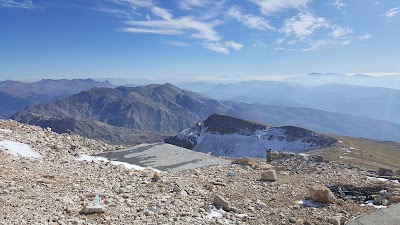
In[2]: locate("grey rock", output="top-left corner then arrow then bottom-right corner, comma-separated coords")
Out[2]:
261,170 -> 277,181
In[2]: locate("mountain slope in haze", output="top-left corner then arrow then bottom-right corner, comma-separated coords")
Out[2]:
284,72 -> 400,89
204,81 -> 400,124
0,79 -> 114,118
0,91 -> 34,118
165,114 -> 337,158
11,83 -> 233,143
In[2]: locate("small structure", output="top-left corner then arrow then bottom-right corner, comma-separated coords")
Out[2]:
266,149 -> 272,162
80,195 -> 105,214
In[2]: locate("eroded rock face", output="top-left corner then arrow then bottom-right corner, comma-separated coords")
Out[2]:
309,184 -> 336,203
165,114 -> 337,158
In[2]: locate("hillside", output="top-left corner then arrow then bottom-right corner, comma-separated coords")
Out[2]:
165,114 -> 337,157
11,83 -> 400,144
0,79 -> 114,118
12,84 -> 233,144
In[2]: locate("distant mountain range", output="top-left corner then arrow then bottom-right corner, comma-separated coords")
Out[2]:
284,73 -> 400,89
0,79 -> 113,118
165,114 -> 337,157
11,83 -> 400,143
203,81 -> 400,124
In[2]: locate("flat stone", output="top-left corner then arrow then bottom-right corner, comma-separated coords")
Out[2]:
79,204 -> 105,214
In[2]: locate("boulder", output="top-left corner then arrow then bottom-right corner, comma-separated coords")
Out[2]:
213,194 -> 231,211
261,170 -> 276,181
309,184 -> 336,203
152,172 -> 161,182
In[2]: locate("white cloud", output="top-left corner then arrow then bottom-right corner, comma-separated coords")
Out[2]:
204,41 -> 244,54
281,12 -> 330,39
180,0 -> 208,10
250,0 -> 310,15
331,26 -> 352,38
384,8 -> 400,18
227,6 -> 274,30
0,0 -> 34,9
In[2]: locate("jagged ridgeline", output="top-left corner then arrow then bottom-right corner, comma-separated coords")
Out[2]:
165,114 -> 337,158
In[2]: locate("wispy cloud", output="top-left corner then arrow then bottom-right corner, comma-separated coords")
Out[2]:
227,6 -> 274,30
357,33 -> 373,40
280,12 -> 330,39
331,26 -> 352,38
332,0 -> 345,11
250,0 -> 310,15
384,7 -> 400,18
164,41 -> 190,47
302,39 -> 351,51
0,0 -> 34,9
123,17 -> 221,42
204,41 -> 244,54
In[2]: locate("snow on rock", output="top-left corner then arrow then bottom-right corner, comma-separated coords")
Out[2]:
165,114 -> 337,158
0,140 -> 42,158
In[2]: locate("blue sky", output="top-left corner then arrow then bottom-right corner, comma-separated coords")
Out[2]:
0,0 -> 399,81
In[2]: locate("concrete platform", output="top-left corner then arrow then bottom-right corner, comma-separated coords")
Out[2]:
96,143 -> 231,172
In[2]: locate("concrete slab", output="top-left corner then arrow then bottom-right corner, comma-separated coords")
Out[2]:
96,143 -> 231,172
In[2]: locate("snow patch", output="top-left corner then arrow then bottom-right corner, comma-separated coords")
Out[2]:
367,176 -> 400,184
77,155 -> 161,172
0,129 -> 12,133
297,200 -> 323,208
361,200 -> 387,209
0,140 -> 42,158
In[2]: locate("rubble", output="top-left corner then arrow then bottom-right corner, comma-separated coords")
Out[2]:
1,119 -> 399,224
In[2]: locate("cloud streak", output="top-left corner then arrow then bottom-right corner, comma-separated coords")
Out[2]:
384,8 -> 400,18
250,0 -> 310,15
227,6 -> 274,30
0,0 -> 34,9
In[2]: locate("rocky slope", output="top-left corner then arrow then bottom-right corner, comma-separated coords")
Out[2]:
12,83 -> 232,144
2,119 -> 400,225
0,79 -> 114,118
165,114 -> 337,157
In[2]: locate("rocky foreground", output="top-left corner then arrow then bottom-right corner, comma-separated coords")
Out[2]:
1,120 -> 399,225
